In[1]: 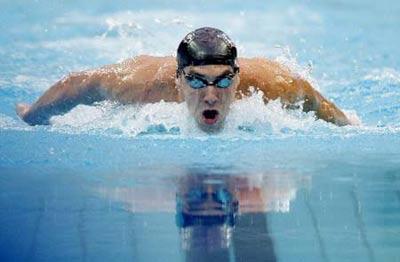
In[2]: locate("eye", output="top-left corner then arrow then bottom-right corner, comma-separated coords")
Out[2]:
216,77 -> 232,88
187,77 -> 205,89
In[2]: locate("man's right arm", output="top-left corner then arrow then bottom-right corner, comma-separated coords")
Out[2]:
16,70 -> 110,125
16,56 -> 178,125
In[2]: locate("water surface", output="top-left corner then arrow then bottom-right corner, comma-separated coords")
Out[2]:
0,0 -> 399,261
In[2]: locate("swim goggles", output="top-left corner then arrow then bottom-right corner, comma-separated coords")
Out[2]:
175,187 -> 239,228
183,72 -> 236,89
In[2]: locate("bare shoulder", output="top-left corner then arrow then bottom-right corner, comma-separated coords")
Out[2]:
237,57 -> 306,100
84,55 -> 179,103
238,57 -> 291,73
93,55 -> 176,78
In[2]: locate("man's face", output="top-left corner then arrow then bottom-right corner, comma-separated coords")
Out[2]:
176,64 -> 239,132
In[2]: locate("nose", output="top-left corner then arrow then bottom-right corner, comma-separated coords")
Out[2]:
203,86 -> 219,106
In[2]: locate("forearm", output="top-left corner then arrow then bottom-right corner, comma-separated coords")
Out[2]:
312,91 -> 350,126
300,80 -> 351,126
19,71 -> 106,125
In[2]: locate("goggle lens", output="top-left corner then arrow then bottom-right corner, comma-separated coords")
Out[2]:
188,78 -> 206,89
216,77 -> 232,89
186,75 -> 234,89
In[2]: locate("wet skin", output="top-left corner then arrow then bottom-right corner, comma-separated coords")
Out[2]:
16,55 -> 352,128
177,65 -> 239,132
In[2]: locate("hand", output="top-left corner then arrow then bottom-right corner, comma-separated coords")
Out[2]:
15,103 -> 31,120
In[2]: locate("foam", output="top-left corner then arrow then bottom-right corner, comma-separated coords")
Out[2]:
364,68 -> 400,83
343,110 -> 362,126
49,100 -> 192,137
225,89 -> 322,135
0,114 -> 33,131
274,45 -> 319,91
41,90 -> 375,139
4,87 -> 397,139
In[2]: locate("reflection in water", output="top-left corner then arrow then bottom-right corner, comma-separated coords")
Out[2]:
176,174 -> 238,261
2,166 -> 397,260
97,169 -> 304,261
175,172 -> 295,262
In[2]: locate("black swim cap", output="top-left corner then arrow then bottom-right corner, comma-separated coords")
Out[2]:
176,27 -> 239,75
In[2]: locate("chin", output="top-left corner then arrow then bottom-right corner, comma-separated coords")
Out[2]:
197,115 -> 225,133
198,122 -> 224,133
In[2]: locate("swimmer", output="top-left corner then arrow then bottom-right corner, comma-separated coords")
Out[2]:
16,27 -> 352,131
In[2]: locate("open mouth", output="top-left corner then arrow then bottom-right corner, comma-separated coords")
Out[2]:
202,110 -> 219,125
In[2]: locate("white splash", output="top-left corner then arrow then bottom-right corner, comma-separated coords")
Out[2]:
45,90 -> 365,138
0,113 -> 33,131
364,68 -> 400,83
225,89 -> 322,135
343,109 -> 362,126
274,45 -> 319,90
2,87 -> 398,138
50,100 -> 192,137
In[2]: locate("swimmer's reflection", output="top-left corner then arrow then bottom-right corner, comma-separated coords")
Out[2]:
176,174 -> 280,262
96,170 -> 302,261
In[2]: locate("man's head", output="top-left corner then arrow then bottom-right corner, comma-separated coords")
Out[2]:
176,27 -> 240,132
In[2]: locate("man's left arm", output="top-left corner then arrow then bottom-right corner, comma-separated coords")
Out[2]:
238,58 -> 352,126
295,78 -> 351,126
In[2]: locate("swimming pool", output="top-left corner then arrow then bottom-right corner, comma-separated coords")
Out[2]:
0,0 -> 399,261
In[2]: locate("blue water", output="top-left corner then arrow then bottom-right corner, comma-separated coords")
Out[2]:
1,0 -> 400,261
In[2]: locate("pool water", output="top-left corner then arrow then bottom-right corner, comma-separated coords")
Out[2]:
0,0 -> 399,261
